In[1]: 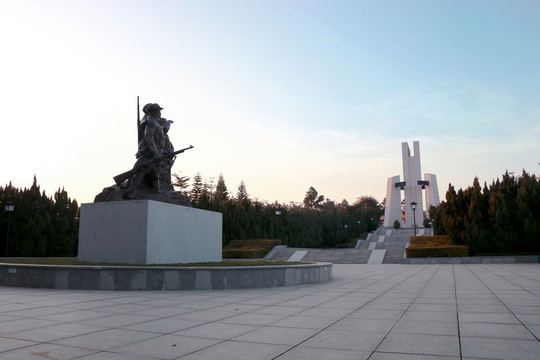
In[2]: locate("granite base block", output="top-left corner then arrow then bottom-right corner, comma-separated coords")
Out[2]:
78,200 -> 222,264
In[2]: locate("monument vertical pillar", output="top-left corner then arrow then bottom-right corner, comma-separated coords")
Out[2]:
424,173 -> 440,212
383,175 -> 402,227
402,141 -> 424,227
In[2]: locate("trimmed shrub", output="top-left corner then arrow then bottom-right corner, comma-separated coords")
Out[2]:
406,245 -> 469,258
393,220 -> 400,229
223,239 -> 281,259
410,235 -> 452,247
406,235 -> 469,258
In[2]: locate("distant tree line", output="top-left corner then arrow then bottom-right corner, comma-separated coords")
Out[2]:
0,176 -> 79,257
431,170 -> 540,255
176,173 -> 384,248
0,173 -> 383,257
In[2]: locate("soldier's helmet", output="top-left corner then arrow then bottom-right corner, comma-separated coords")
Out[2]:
142,103 -> 152,114
143,103 -> 163,115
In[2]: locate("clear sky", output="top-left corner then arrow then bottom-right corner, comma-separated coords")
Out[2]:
1,0 -> 539,206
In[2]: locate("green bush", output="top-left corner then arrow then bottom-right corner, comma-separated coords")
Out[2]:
433,170 -> 540,255
406,245 -> 469,258
406,235 -> 469,258
222,239 -> 281,258
410,235 -> 452,247
393,220 -> 400,229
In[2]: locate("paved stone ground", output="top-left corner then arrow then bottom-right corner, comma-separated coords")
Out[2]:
0,264 -> 539,360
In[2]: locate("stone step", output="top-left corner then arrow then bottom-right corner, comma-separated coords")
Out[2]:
383,249 -> 406,264
268,227 -> 421,264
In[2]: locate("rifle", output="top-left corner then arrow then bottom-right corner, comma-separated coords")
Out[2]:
137,96 -> 142,145
113,145 -> 194,185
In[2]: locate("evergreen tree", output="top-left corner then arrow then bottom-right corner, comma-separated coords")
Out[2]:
214,174 -> 229,202
433,169 -> 540,254
0,177 -> 78,257
172,172 -> 190,195
441,183 -> 466,244
353,195 -> 383,232
236,181 -> 249,203
517,170 -> 540,252
464,177 -> 489,254
303,186 -> 324,209
189,172 -> 203,204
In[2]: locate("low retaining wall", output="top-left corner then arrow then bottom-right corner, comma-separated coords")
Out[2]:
401,255 -> 540,264
0,262 -> 332,291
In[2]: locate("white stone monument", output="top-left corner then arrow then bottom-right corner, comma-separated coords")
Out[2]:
383,141 -> 440,228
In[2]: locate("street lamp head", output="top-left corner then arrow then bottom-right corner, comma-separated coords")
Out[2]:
275,209 -> 281,216
4,202 -> 14,212
410,201 -> 417,210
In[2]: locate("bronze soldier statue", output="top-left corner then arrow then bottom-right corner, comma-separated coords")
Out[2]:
95,100 -> 193,206
126,103 -> 166,198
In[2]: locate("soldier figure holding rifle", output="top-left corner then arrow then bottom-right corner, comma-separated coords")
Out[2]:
124,103 -> 165,198
94,100 -> 193,206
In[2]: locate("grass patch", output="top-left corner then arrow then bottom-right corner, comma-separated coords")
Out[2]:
0,258 -> 309,267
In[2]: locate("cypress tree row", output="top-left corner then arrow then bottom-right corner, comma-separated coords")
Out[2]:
1,174 -> 385,256
187,175 -> 383,248
433,170 -> 540,255
0,177 -> 79,257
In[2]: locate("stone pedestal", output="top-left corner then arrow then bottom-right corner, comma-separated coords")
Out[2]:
78,200 -> 222,264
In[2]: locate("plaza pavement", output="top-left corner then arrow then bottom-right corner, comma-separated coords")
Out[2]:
0,264 -> 539,360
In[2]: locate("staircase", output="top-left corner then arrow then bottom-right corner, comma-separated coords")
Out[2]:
268,227 -> 416,264
272,248 -> 372,264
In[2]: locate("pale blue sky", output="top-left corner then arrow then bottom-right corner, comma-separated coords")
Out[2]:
1,0 -> 539,206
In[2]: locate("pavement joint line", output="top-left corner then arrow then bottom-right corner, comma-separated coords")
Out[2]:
2,264 -> 538,359
366,265 -> 446,360
1,281 -> 346,351
3,282 -> 352,359
452,264 -> 464,359
270,264 -> 433,360
477,263 -> 540,286
143,269 -> 398,345
174,269 -> 402,358
465,264 -> 540,342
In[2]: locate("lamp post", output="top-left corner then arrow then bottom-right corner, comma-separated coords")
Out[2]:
4,202 -> 14,257
357,220 -> 361,238
429,221 -> 433,236
344,223 -> 349,243
410,201 -> 417,236
275,208 -> 281,239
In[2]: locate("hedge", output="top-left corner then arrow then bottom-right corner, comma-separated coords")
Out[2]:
409,235 -> 453,247
222,239 -> 281,259
406,235 -> 469,258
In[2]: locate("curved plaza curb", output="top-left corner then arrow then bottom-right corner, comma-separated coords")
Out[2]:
0,262 -> 333,291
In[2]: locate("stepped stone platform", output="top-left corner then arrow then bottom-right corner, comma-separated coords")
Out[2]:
268,228 -> 539,265
271,248 -> 372,264
269,227 -> 414,264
